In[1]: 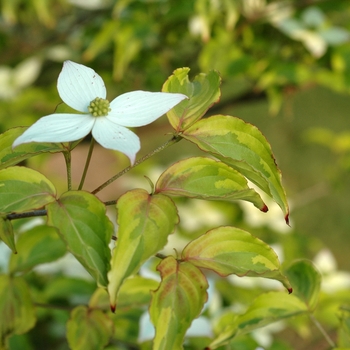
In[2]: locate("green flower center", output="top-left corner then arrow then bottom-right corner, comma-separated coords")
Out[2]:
88,97 -> 111,117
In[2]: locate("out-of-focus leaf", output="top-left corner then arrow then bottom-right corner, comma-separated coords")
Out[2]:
47,191 -> 113,287
108,189 -> 178,311
209,292 -> 308,348
155,156 -> 267,211
9,225 -> 66,273
182,226 -> 291,291
149,257 -> 208,350
113,23 -> 142,80
0,275 -> 36,345
44,277 -> 96,303
285,260 -> 321,311
66,305 -> 114,350
0,166 -> 56,214
0,217 -> 16,253
162,68 -> 221,130
0,127 -> 72,170
183,115 -> 290,223
83,20 -> 118,61
90,276 -> 159,310
338,309 -> 350,348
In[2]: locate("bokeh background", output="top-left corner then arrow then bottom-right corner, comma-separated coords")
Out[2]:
1,1 -> 350,349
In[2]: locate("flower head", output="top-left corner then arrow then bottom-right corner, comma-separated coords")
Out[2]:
13,61 -> 187,164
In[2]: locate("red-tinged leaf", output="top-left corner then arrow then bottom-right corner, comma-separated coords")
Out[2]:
47,191 -> 114,287
0,217 -> 16,253
162,68 -> 221,131
0,275 -> 36,345
0,166 -> 56,214
149,256 -> 208,350
155,156 -> 267,211
182,115 -> 289,222
66,305 -> 114,350
182,226 -> 291,291
107,189 -> 178,311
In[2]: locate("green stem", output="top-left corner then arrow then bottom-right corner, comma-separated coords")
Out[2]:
63,151 -> 72,191
78,138 -> 96,190
91,134 -> 182,195
309,314 -> 336,348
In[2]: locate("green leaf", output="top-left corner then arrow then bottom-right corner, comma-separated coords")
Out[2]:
284,260 -> 321,311
0,127 -> 72,170
0,275 -> 36,345
67,305 -> 114,350
209,292 -> 308,348
155,156 -> 267,211
0,166 -> 56,214
162,68 -> 221,130
107,189 -> 178,311
0,217 -> 16,253
182,115 -> 290,223
149,257 -> 208,350
182,226 -> 291,291
90,276 -> 159,311
9,225 -> 66,273
47,191 -> 114,287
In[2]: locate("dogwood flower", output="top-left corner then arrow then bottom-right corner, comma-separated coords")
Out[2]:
13,60 -> 187,164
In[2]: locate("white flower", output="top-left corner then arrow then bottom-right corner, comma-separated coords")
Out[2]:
13,61 -> 187,164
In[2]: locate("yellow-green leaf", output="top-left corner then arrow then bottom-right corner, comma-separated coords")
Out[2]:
162,68 -> 221,131
0,166 -> 56,214
66,305 -> 114,350
149,257 -> 208,350
0,275 -> 36,345
209,292 -> 308,349
183,115 -> 290,223
108,189 -> 178,311
182,226 -> 291,291
155,156 -> 267,211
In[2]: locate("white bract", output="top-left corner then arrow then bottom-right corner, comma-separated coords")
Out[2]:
13,61 -> 187,164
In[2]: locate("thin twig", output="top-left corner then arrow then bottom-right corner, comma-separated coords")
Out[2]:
309,314 -> 336,348
91,135 -> 182,195
7,209 -> 48,220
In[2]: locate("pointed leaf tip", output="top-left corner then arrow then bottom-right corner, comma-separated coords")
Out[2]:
183,115 -> 290,220
156,157 -> 267,210
288,287 -> 293,294
285,213 -> 290,225
182,226 -> 291,291
261,204 -> 269,213
110,304 -> 116,313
